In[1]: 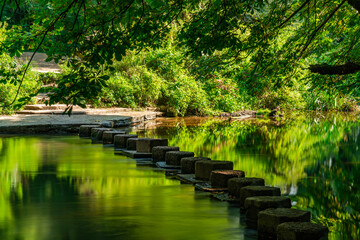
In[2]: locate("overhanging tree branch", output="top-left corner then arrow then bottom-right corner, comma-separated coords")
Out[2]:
309,62 -> 360,75
1,0 -> 79,108
276,0 -> 311,29
299,0 -> 346,58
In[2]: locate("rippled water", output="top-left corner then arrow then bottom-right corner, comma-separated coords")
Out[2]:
1,113 -> 359,239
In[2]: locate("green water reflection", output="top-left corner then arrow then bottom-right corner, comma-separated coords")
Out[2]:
0,136 -> 248,240
0,112 -> 359,239
140,113 -> 360,239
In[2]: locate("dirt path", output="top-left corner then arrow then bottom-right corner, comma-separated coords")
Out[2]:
20,52 -> 61,73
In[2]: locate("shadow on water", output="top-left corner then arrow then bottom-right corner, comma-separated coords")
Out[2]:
0,112 -> 359,239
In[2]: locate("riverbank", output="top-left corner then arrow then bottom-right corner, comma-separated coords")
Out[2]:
0,104 -> 258,134
0,107 -> 163,134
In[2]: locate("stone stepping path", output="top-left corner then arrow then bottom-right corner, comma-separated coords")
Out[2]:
78,125 -> 329,240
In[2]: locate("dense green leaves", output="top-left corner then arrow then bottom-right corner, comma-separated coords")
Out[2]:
1,0 -> 360,112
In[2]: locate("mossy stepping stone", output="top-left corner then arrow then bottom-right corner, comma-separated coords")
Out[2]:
228,177 -> 265,198
79,125 -> 101,137
114,134 -> 138,148
181,157 -> 211,174
258,208 -> 311,239
165,151 -> 194,166
195,160 -> 233,181
136,138 -> 168,153
152,146 -> 179,162
277,222 -> 328,240
210,170 -> 245,188
244,196 -> 291,228
240,186 -> 281,207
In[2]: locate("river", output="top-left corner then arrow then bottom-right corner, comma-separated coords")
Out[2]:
0,113 -> 359,239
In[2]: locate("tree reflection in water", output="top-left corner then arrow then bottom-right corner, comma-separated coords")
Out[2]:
141,113 -> 360,239
0,113 -> 359,239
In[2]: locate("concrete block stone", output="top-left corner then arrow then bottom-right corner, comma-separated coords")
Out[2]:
245,196 -> 291,228
277,222 -> 329,240
195,160 -> 233,180
240,186 -> 281,207
181,157 -> 211,174
127,138 -> 139,150
114,134 -> 138,148
210,170 -> 245,188
137,138 -> 168,153
102,130 -> 126,144
258,208 -> 311,239
228,177 -> 265,198
165,151 -> 194,165
91,128 -> 114,142
152,146 -> 180,163
79,125 -> 101,137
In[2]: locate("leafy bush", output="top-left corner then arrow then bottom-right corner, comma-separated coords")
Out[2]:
0,54 -> 40,114
0,24 -> 40,114
38,72 -> 58,85
258,86 -> 305,110
89,47 -> 218,116
304,89 -> 358,112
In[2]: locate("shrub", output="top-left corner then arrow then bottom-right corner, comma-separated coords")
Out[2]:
0,54 -> 40,115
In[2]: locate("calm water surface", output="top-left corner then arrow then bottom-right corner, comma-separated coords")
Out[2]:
0,113 -> 359,240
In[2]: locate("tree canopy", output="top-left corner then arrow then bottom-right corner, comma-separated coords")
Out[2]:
1,0 -> 360,111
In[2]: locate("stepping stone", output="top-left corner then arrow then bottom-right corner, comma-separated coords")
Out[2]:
258,208 -> 311,239
195,160 -> 233,181
137,138 -> 168,153
210,192 -> 240,203
210,170 -> 245,188
156,161 -> 181,170
91,128 -> 114,142
194,182 -> 227,192
79,125 -> 101,137
244,196 -> 291,228
240,186 -> 281,207
277,222 -> 329,240
165,151 -> 194,166
102,130 -> 126,144
127,138 -> 139,150
119,149 -> 152,159
176,174 -> 208,184
152,146 -> 180,163
181,157 -> 211,174
114,134 -> 138,148
228,177 -> 265,198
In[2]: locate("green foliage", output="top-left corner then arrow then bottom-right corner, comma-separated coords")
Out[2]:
86,46 -> 251,116
258,86 -> 305,110
304,88 -> 358,112
0,24 -> 40,114
1,0 -> 360,113
38,72 -> 58,85
44,59 -> 109,114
